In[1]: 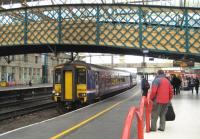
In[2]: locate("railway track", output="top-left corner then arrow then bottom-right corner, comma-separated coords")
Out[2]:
0,94 -> 52,108
0,94 -> 56,121
0,84 -> 137,121
0,99 -> 56,120
0,101 -> 56,121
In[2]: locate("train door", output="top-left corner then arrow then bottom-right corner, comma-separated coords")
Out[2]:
95,72 -> 99,97
76,67 -> 87,102
64,71 -> 73,100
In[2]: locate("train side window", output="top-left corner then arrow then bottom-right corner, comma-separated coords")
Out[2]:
121,77 -> 125,82
55,70 -> 61,84
77,68 -> 86,84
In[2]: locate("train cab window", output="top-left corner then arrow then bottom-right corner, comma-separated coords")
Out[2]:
77,68 -> 86,84
55,70 -> 61,84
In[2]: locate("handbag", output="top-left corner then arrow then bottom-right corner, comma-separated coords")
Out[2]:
165,102 -> 175,121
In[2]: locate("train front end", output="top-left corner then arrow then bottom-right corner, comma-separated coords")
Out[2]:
52,63 -> 88,110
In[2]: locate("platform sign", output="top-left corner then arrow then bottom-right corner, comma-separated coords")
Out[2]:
149,57 -> 154,61
173,60 -> 194,67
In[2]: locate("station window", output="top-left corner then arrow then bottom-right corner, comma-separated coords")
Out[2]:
37,69 -> 40,76
12,67 -> 15,74
33,68 -> 36,75
1,66 -> 6,81
10,56 -> 15,61
24,54 -> 28,63
24,68 -> 27,80
77,68 -> 86,84
29,68 -> 32,76
55,69 -> 61,84
35,56 -> 38,63
19,67 -> 22,80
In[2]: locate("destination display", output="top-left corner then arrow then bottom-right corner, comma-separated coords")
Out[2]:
173,60 -> 194,67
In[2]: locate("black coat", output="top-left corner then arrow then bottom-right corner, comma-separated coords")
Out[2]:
194,79 -> 199,87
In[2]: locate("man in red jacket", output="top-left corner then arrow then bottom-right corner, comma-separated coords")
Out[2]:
150,70 -> 173,131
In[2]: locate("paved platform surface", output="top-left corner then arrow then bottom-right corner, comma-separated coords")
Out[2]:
1,86 -> 199,139
0,86 -> 141,139
144,90 -> 200,139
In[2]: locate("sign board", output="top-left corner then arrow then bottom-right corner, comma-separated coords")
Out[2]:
143,49 -> 149,54
173,60 -> 194,67
149,57 -> 154,61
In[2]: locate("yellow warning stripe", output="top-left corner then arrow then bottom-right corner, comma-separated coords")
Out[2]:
51,92 -> 138,139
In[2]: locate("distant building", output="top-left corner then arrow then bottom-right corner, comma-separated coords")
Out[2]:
0,53 -> 68,85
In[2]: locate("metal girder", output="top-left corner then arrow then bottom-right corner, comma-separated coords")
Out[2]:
0,6 -> 25,21
0,0 -> 38,4
129,0 -> 172,4
0,4 -> 199,60
21,2 -> 55,21
101,62 -> 173,68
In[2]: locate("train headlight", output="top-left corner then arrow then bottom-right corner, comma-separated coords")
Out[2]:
55,93 -> 59,96
52,90 -> 55,94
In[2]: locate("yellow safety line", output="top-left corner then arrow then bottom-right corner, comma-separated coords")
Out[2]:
50,92 -> 139,139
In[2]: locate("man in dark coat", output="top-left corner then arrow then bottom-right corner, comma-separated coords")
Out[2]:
141,75 -> 149,96
171,75 -> 180,95
188,77 -> 195,94
194,77 -> 199,95
176,76 -> 182,95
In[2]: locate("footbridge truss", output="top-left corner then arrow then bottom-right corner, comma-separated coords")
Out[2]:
0,4 -> 200,61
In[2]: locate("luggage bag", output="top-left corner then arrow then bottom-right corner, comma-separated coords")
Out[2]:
165,103 -> 175,121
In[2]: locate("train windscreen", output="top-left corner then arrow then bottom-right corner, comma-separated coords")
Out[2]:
77,68 -> 86,84
55,69 -> 61,84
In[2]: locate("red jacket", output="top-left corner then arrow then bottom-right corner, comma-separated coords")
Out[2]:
150,75 -> 173,104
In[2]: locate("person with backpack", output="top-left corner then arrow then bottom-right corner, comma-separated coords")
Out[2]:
141,75 -> 150,96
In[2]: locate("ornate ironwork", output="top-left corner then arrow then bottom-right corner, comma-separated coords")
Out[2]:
0,4 -> 199,56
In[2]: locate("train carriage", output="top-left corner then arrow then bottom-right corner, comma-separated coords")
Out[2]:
52,61 -> 136,111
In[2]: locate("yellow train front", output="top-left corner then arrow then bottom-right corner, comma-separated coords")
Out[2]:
52,61 -> 136,111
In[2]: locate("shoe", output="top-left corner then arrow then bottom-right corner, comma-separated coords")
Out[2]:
150,129 -> 156,132
158,128 -> 164,131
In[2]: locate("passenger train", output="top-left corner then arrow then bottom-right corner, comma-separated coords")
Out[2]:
52,61 -> 137,111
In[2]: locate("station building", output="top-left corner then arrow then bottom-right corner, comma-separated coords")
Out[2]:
0,53 -> 68,85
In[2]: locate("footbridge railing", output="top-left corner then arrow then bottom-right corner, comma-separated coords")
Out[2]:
0,4 -> 200,56
121,94 -> 153,139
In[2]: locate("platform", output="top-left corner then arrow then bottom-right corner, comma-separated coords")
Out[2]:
0,84 -> 52,92
144,90 -> 200,139
0,86 -> 199,139
0,86 -> 141,139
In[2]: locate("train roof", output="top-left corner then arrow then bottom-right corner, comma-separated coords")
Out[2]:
72,61 -> 131,74
54,63 -> 65,69
54,61 -> 132,74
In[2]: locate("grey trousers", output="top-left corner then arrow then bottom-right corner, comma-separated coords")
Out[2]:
151,102 -> 168,130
